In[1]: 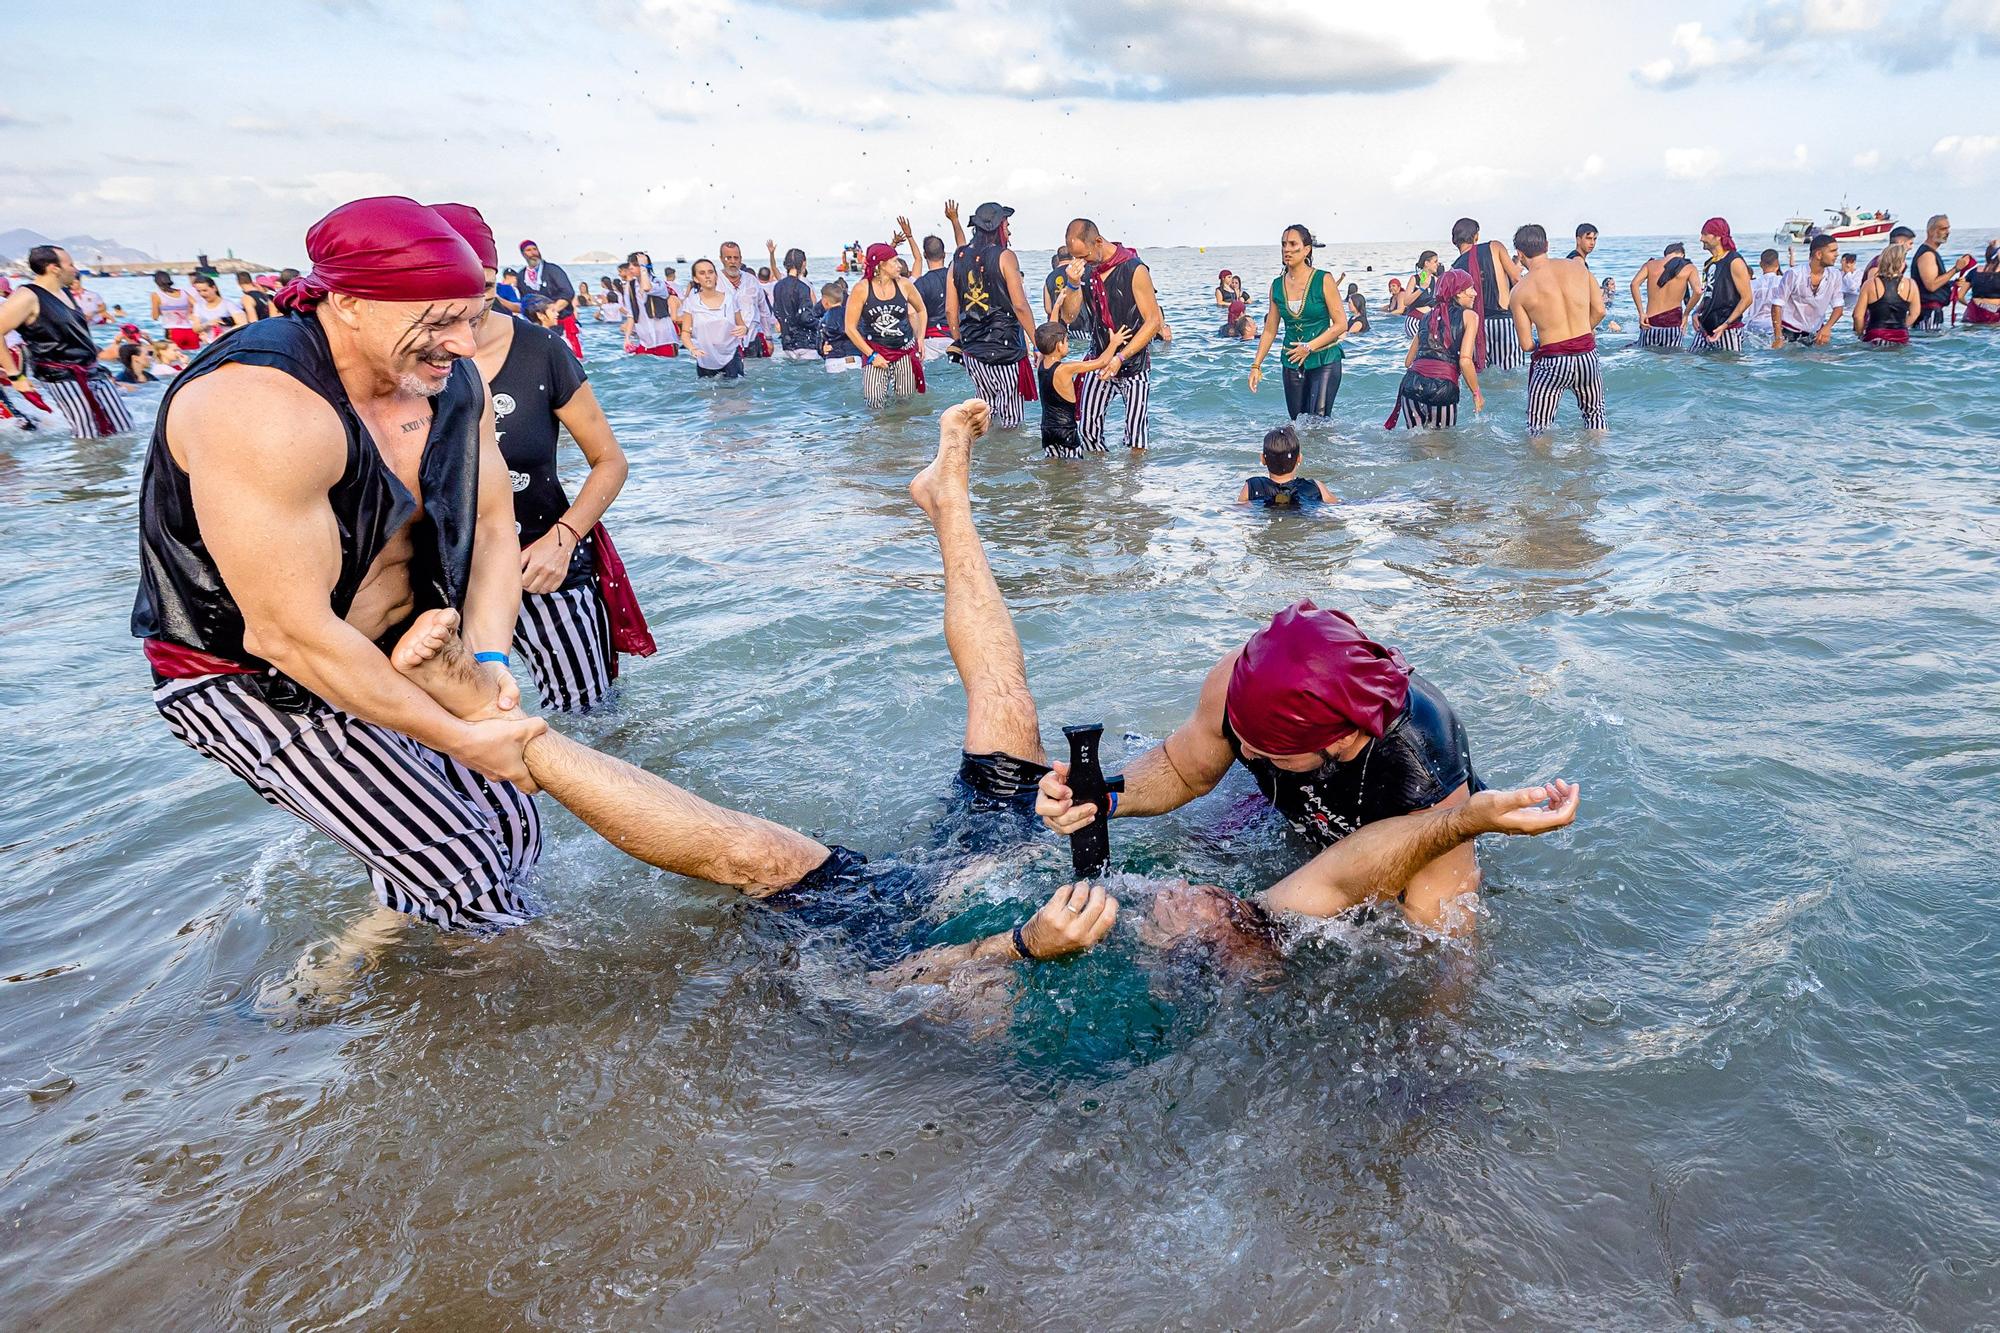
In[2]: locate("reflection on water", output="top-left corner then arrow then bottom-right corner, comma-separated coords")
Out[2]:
4,241 -> 2000,1328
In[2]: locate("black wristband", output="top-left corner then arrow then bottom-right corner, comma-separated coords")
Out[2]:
1010,923 -> 1034,961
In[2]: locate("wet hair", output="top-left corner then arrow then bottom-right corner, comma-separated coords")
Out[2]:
27,245 -> 63,275
1261,425 -> 1301,473
1513,224 -> 1549,258
820,282 -> 843,301
235,270 -> 256,285
1841,252 -> 1857,264
1034,320 -> 1067,355
194,274 -> 219,292
784,247 -> 807,273
1890,226 -> 1916,242
278,267 -> 301,284
1575,222 -> 1598,238
923,235 -> 947,262
663,267 -> 677,279
1450,218 -> 1480,247
1809,232 -> 1838,255
1759,248 -> 1780,267
626,251 -> 646,266
1283,224 -> 1317,250
1878,244 -> 1909,280
1051,251 -> 1067,270
152,269 -> 176,290
1346,283 -> 1359,297
1067,218 -> 1102,243
719,240 -> 742,257
118,342 -> 146,372
1664,242 -> 1687,257
1417,249 -> 1438,270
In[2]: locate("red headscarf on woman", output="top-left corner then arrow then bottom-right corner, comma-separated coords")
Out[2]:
274,196 -> 486,315
863,242 -> 900,282
428,202 -> 499,271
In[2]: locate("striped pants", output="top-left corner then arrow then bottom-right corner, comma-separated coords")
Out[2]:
154,673 -> 541,930
964,356 -> 1028,429
1526,351 -> 1606,434
1690,326 -> 1743,352
1404,315 -> 1423,342
1076,367 -> 1150,451
514,581 -> 614,713
1484,314 -> 1523,371
35,366 -> 133,438
1639,322 -> 1683,349
1394,394 -> 1457,430
1916,306 -> 1947,331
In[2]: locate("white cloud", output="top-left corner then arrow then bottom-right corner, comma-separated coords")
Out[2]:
1664,146 -> 1722,180
1929,133 -> 2000,182
1851,148 -> 1881,168
1635,22 -> 1754,89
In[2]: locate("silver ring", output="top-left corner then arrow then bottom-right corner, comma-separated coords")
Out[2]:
1067,902 -> 1084,912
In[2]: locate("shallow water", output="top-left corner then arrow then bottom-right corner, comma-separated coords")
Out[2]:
5,238 -> 2000,1330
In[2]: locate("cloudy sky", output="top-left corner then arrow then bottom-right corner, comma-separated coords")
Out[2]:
7,0 -> 1998,264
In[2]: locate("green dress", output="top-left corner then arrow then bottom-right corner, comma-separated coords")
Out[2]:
1272,269 -> 1342,369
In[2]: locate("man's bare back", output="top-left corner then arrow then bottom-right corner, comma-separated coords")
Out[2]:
1637,259 -> 1698,321
1512,256 -> 1601,347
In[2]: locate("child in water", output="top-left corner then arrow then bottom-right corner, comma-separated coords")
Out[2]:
1236,425 -> 1338,507
1034,320 -> 1129,457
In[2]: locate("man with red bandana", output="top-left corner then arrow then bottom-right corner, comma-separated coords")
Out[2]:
131,195 -> 548,961
1037,600 -> 1580,934
1690,217 -> 1753,352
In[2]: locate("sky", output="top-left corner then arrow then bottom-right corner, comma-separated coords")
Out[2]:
6,0 -> 1999,265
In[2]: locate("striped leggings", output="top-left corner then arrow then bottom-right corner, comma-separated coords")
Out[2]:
35,367 -> 133,438
1076,367 -> 1150,450
1639,322 -> 1683,349
1394,395 -> 1457,430
1690,326 -> 1744,352
1484,314 -> 1523,371
1916,306 -> 1947,331
964,355 -> 1027,429
1526,351 -> 1606,434
514,581 -> 614,713
154,673 -> 541,930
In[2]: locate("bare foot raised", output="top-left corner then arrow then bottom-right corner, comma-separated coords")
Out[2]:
909,397 -> 990,519
391,609 -> 507,721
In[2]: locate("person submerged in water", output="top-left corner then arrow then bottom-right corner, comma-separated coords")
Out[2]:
1037,595 -> 1581,937
1035,319 -> 1129,459
1235,424 -> 1338,507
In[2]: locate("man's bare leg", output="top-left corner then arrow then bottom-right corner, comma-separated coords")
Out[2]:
392,610 -> 829,896
908,398 -> 1047,765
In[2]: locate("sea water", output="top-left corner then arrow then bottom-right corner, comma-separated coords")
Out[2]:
2,236 -> 1998,1328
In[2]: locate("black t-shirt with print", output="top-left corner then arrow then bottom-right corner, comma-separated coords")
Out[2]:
489,316 -> 593,588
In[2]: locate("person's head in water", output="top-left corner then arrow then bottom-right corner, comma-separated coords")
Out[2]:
691,258 -> 719,292
1450,218 -> 1480,249
1281,224 -> 1316,270
1759,247 -> 1781,273
1512,224 -> 1549,265
1573,222 -> 1598,258
1841,252 -> 1858,273
1262,424 -> 1302,478
1228,600 -> 1411,770
1034,320 -> 1068,358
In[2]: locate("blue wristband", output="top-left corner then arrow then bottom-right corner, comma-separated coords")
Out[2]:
1107,791 -> 1119,817
474,651 -> 511,667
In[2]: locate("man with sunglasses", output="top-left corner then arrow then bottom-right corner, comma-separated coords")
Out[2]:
1037,600 -> 1548,935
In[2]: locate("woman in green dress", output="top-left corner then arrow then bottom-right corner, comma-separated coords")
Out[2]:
1246,224 -> 1349,418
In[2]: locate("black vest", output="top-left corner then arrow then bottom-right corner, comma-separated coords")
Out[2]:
1696,249 -> 1745,333
20,285 -> 100,369
1913,243 -> 1954,312
952,236 -> 1026,365
131,314 -> 485,668
1246,477 -> 1324,508
1082,252 -> 1150,375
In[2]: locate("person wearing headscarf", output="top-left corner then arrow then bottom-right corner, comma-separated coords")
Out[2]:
945,201 -> 1040,428
1384,267 -> 1482,430
1690,217 -> 1753,351
132,195 -> 550,980
1965,241 -> 2000,325
1054,217 -> 1165,450
1034,598 -> 1580,936
843,241 -> 928,408
518,239 -> 582,358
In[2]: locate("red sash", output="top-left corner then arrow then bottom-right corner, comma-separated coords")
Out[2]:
1644,309 -> 1685,328
1532,333 -> 1596,360
589,524 -> 655,679
144,639 -> 255,679
865,343 -> 926,392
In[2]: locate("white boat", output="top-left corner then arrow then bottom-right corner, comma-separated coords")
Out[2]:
1774,202 -> 1895,247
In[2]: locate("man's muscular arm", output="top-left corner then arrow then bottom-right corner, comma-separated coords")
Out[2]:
176,365 -> 541,785
1037,655 -> 1237,833
460,384 -> 526,709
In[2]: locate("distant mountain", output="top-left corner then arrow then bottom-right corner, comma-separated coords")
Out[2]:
572,250 -> 619,263
0,227 -> 155,264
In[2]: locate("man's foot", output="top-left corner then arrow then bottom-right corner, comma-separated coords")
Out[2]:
909,398 -> 990,519
390,609 -> 505,721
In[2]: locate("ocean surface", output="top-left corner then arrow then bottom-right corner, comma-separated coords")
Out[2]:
4,236 -> 1999,1330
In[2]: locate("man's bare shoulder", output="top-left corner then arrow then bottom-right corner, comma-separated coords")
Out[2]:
168,363 -> 346,481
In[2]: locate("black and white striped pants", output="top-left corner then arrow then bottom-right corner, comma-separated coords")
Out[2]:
1916,306 -> 1947,331
1484,315 -> 1523,371
1404,315 -> 1423,343
964,355 -> 1027,429
514,581 -> 614,713
1639,322 -> 1683,349
1394,394 -> 1457,430
1690,326 -> 1743,352
154,673 -> 541,930
1526,351 -> 1606,434
1076,367 -> 1150,450
34,366 -> 133,438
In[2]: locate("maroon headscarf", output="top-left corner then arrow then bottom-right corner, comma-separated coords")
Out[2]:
274,196 -> 485,315
1426,269 -> 1476,350
1226,600 -> 1411,755
1702,217 -> 1736,252
429,202 -> 498,271
864,242 -> 899,282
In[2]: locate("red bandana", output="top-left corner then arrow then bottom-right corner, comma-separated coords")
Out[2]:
274,196 -> 485,315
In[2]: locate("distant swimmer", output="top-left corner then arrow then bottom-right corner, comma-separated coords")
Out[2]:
1214,270 -> 1245,307
1690,217 -> 1752,352
1033,320 -> 1129,458
676,258 -> 749,380
1966,242 -> 2000,325
946,201 -> 1040,430
1745,249 -> 1784,343
845,242 -> 927,408
1508,224 -> 1606,436
1235,424 -> 1338,507
517,239 -> 582,359
1056,218 -> 1165,451
768,247 -> 820,361
1631,242 -> 1701,349
1911,214 -> 1973,330
439,202 -> 638,714
1247,224 -> 1348,420
1037,596 -> 1581,935
132,196 -> 546,947
1771,232 -> 1846,348
902,201 -> 966,361
1385,268 -> 1482,430
1853,242 -> 1919,345
1449,217 -> 1524,371
1345,283 -> 1371,334
0,244 -> 134,438
1568,222 -> 1599,267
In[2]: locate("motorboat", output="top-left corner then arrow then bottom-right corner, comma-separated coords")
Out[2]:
1775,202 -> 1895,246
